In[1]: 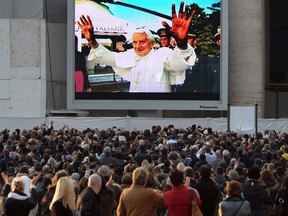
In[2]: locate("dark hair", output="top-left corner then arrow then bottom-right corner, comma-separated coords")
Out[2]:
19,165 -> 29,174
184,166 -> 195,178
276,166 -> 285,176
216,166 -> 225,175
121,173 -> 132,185
164,160 -> 171,168
254,158 -> 262,167
235,166 -> 244,176
199,165 -> 211,179
169,168 -> 184,186
34,162 -> 42,172
247,165 -> 260,179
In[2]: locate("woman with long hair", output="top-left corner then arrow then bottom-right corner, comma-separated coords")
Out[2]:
41,170 -> 69,216
77,176 -> 88,194
218,180 -> 251,216
49,176 -> 78,216
261,169 -> 280,214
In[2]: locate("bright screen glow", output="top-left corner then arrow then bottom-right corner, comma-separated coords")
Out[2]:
67,0 -> 228,110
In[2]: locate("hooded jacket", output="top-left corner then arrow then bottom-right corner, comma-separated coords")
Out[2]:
1,184 -> 37,216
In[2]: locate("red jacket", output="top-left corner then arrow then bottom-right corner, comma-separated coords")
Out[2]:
164,185 -> 202,216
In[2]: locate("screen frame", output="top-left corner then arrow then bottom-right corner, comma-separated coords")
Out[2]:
67,0 -> 228,111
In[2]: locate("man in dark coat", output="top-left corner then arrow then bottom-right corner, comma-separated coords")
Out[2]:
77,174 -> 102,216
242,165 -> 270,216
135,141 -> 152,165
99,147 -> 123,167
195,164 -> 219,216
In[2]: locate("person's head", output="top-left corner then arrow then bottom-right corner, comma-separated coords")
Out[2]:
11,177 -> 25,192
88,174 -> 102,194
164,159 -> 171,168
97,165 -> 111,183
276,166 -> 285,177
261,169 -> 276,183
43,173 -> 53,186
227,169 -> 239,181
78,176 -> 88,192
199,165 -> 212,179
132,29 -> 155,57
184,166 -> 195,178
222,149 -> 230,157
176,162 -> 186,172
247,165 -> 261,180
226,180 -> 243,198
66,164 -> 75,176
51,169 -> 69,186
132,167 -> 148,186
121,173 -> 133,186
157,28 -> 171,47
71,172 -> 80,182
169,168 -> 184,186
34,162 -> 43,173
49,176 -> 76,211
216,166 -> 225,176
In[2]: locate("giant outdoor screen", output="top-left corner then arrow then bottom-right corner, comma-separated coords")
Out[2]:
67,0 -> 228,110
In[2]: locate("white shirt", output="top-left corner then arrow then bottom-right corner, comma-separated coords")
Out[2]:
87,44 -> 196,92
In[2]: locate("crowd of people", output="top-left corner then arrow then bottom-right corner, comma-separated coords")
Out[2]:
0,121 -> 287,216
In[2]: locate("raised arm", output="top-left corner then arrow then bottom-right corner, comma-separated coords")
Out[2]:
162,2 -> 196,50
77,15 -> 98,49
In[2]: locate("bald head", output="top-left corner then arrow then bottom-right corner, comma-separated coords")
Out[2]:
88,174 -> 102,194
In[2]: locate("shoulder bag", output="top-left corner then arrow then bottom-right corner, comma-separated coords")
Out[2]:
271,190 -> 285,216
189,189 -> 203,216
231,201 -> 244,216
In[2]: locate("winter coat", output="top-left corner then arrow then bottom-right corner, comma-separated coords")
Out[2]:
1,184 -> 37,216
218,197 -> 251,216
242,179 -> 270,216
195,178 -> 219,216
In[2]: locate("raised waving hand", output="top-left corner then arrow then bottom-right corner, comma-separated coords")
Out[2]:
162,2 -> 196,49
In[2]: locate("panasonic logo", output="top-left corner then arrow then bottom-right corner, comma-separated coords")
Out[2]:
200,105 -> 219,109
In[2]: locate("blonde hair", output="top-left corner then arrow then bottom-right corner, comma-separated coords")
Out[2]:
11,177 -> 25,192
49,176 -> 76,211
176,162 -> 186,172
132,167 -> 148,186
47,157 -> 57,171
141,159 -> 150,169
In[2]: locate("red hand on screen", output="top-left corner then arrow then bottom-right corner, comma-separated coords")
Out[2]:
162,2 -> 196,45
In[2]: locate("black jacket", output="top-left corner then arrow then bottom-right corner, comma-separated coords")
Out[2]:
195,178 -> 219,216
242,179 -> 270,216
1,184 -> 37,216
51,200 -> 73,216
77,187 -> 101,216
